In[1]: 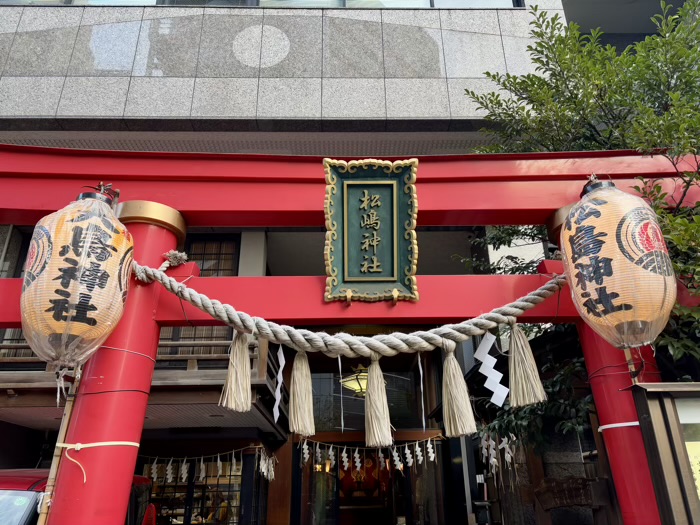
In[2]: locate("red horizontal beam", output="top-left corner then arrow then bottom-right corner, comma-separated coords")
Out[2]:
3,268 -> 694,329
0,274 -> 576,329
0,146 -> 697,227
0,145 -> 685,183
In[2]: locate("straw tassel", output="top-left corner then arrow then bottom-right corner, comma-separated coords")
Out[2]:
442,339 -> 477,437
219,331 -> 252,412
365,353 -> 393,447
508,323 -> 547,408
289,351 -> 315,437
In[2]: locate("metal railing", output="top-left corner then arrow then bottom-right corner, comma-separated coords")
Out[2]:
0,338 -> 287,406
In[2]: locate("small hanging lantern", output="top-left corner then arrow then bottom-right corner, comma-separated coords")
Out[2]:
340,365 -> 369,397
20,184 -> 134,370
560,177 -> 676,348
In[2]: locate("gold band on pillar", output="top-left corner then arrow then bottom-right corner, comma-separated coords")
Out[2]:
116,201 -> 186,247
546,205 -> 572,245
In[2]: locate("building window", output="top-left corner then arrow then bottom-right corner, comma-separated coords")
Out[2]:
157,325 -> 233,368
0,225 -> 28,279
156,234 -> 240,366
186,234 -> 240,277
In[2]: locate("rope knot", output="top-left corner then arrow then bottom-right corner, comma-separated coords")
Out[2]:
163,250 -> 188,267
442,339 -> 457,354
74,443 -> 83,452
370,351 -> 381,363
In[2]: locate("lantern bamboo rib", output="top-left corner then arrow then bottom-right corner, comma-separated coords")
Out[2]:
133,258 -> 566,359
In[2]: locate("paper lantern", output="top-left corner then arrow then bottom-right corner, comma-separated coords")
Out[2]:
20,192 -> 134,369
560,179 -> 676,348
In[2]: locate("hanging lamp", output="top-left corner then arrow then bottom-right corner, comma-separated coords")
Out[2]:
560,176 -> 676,348
20,184 -> 134,370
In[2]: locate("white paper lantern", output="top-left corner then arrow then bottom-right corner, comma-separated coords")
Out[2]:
20,192 -> 133,369
561,180 -> 676,348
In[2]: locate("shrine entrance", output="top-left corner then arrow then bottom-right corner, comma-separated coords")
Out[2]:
299,445 -> 444,525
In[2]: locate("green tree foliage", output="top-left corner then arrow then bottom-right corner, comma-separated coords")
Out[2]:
480,354 -> 592,452
467,1 -> 700,360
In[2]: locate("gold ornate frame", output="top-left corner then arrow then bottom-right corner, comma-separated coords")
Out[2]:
323,158 -> 419,303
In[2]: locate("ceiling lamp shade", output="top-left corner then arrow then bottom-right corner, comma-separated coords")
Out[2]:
341,365 -> 369,397
560,179 -> 677,349
20,191 -> 134,370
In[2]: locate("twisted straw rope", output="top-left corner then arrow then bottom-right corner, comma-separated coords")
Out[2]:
132,259 -> 566,359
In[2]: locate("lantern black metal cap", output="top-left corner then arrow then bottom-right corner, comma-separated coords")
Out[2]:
581,177 -> 616,197
76,192 -> 113,205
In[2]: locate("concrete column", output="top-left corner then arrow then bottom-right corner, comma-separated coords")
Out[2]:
238,231 -> 267,277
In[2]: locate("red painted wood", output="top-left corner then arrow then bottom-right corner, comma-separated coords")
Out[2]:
577,323 -> 662,525
4,145 -> 695,525
0,146 -> 697,227
48,223 -> 179,525
0,274 -> 579,328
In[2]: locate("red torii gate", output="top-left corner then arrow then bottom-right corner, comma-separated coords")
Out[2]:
0,145 -> 697,525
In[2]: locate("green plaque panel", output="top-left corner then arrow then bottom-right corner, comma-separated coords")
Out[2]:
324,158 -> 418,303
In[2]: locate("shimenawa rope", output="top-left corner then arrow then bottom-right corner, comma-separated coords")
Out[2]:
132,257 -> 565,359
133,252 -> 562,441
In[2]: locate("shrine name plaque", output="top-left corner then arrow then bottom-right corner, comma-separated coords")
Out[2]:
323,158 -> 418,303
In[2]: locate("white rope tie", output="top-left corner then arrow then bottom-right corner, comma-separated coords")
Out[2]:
418,353 -> 425,432
36,492 -> 49,514
56,441 -> 140,483
99,345 -> 156,363
598,421 -> 640,432
338,355 -> 344,433
132,259 -> 566,359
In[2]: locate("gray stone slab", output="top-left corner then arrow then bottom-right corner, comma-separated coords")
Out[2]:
0,77 -> 63,116
322,78 -> 385,119
4,28 -> 78,76
498,9 -> 564,37
525,0 -> 563,9
68,21 -> 140,77
198,12 -> 262,78
322,16 -> 382,78
80,7 -> 144,26
0,7 -> 23,34
205,8 -> 261,15
385,78 -> 449,119
442,30 -> 506,78
260,14 -> 322,78
439,10 -> 500,34
132,15 -> 202,77
383,24 -> 444,78
0,33 -> 12,74
382,10 -> 440,29
323,10 -> 380,23
17,7 -> 82,32
502,35 -> 537,76
260,9 -> 319,16
142,7 -> 204,20
257,78 -> 321,119
447,77 -> 497,119
192,78 -> 258,118
57,77 -> 129,117
124,77 -> 195,117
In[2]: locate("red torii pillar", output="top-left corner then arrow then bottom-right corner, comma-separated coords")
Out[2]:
47,202 -> 187,525
578,325 -> 662,525
541,251 -> 663,524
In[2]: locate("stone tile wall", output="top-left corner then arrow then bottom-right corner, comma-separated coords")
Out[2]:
0,1 -> 563,131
